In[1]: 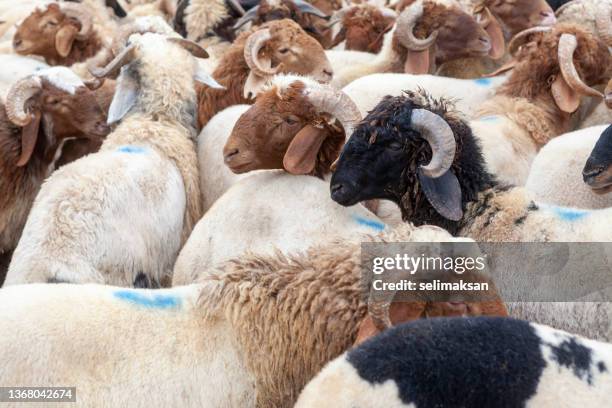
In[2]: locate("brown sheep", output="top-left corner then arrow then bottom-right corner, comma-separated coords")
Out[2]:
0,67 -> 111,286
329,3 -> 397,53
197,19 -> 333,127
13,3 -> 110,66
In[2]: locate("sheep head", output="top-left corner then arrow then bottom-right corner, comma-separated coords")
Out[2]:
393,1 -> 496,74
4,67 -> 110,167
583,124 -> 612,195
241,19 -> 333,99
13,3 -> 94,64
330,91 -> 494,234
224,76 -> 358,176
503,24 -> 609,114
485,0 -> 556,37
89,33 -> 222,126
329,3 -> 397,53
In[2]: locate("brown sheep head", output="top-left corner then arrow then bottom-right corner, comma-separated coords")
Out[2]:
502,24 -> 609,114
485,0 -> 556,37
224,75 -> 358,177
329,4 -> 397,53
4,67 -> 110,167
13,3 -> 98,65
241,19 -> 334,99
393,1 -> 500,74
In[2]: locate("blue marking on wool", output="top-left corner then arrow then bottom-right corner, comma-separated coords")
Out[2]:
551,206 -> 590,222
479,115 -> 501,123
113,290 -> 182,309
473,78 -> 492,86
354,216 -> 386,231
117,145 -> 147,154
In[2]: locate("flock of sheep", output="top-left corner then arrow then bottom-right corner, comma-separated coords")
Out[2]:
0,0 -> 611,406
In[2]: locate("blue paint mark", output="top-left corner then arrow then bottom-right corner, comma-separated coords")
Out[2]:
479,115 -> 501,123
473,78 -> 492,86
117,145 -> 147,154
551,206 -> 590,222
354,216 -> 386,232
113,290 -> 182,309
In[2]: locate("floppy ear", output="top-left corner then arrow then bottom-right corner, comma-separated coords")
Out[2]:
418,168 -> 463,221
243,71 -> 268,100
194,67 -> 225,89
283,125 -> 328,175
107,67 -> 139,124
55,24 -> 79,58
404,47 -> 431,74
484,17 -> 505,60
16,111 -> 42,166
551,75 -> 580,113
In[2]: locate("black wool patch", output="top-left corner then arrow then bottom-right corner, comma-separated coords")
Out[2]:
547,338 -> 597,385
347,317 -> 546,408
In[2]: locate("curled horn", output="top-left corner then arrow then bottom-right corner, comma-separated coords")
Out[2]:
226,0 -> 246,16
395,1 -> 438,51
292,0 -> 329,19
411,109 -> 456,178
368,298 -> 393,331
167,37 -> 209,59
557,33 -> 604,98
59,3 -> 93,40
508,26 -> 552,56
554,0 -> 581,17
232,6 -> 260,30
303,85 -> 362,137
595,2 -> 612,47
5,76 -> 42,127
327,6 -> 352,27
475,6 -> 494,28
243,29 -> 280,77
89,43 -> 137,78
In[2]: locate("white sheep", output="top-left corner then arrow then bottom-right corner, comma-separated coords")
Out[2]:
525,125 -> 612,209
5,32 -> 222,287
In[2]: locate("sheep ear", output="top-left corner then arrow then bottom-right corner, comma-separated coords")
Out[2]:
418,168 -> 463,221
484,17 -> 505,60
194,68 -> 225,89
243,71 -> 267,100
404,48 -> 431,75
108,68 -> 138,124
283,125 -> 327,175
55,25 -> 79,58
551,75 -> 580,113
16,111 -> 42,167
330,27 -> 347,48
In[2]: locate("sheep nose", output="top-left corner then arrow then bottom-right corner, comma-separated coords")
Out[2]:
13,37 -> 22,49
330,181 -> 356,205
445,302 -> 468,316
478,36 -> 491,49
224,148 -> 239,164
96,121 -> 110,134
323,69 -> 333,78
539,10 -> 556,26
583,167 -> 604,184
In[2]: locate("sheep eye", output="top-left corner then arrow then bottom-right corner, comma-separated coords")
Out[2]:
45,20 -> 58,27
388,141 -> 403,151
284,116 -> 298,125
46,98 -> 61,106
278,48 -> 290,54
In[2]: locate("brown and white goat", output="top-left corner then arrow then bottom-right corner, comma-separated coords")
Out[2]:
197,19 -> 333,127
0,67 -> 110,286
12,2 -> 116,67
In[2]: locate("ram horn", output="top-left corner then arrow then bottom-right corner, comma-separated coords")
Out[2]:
380,7 -> 398,19
554,0 -> 581,17
167,37 -> 209,59
508,26 -> 552,56
5,76 -> 42,127
303,85 -> 362,137
396,1 -> 438,51
557,33 -> 604,98
411,108 -> 456,178
243,29 -> 281,77
292,0 -> 329,19
89,43 -> 137,78
232,6 -> 260,30
475,6 -> 493,28
595,2 -> 612,47
327,6 -> 352,27
368,297 -> 393,331
226,0 -> 246,16
60,3 -> 93,40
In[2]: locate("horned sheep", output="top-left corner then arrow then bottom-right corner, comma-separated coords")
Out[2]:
5,33 -> 220,287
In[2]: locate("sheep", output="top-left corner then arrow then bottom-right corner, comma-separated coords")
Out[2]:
329,0 -> 499,88
0,67 -> 110,286
196,18 -> 333,127
172,0 -> 247,45
12,2 -> 119,67
231,0 -> 332,48
525,125 -> 612,209
469,24 -> 610,186
4,33 -> 221,287
0,223 -> 506,407
329,89 -> 612,242
295,316 -> 612,408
